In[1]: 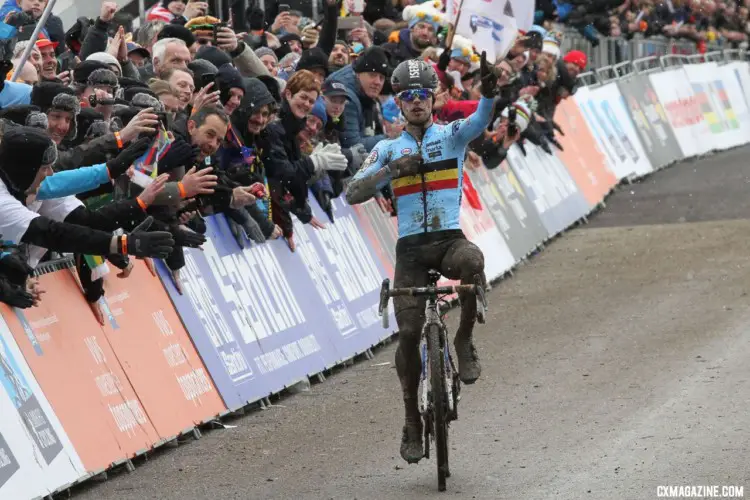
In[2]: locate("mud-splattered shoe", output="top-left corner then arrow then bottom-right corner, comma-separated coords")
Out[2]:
454,337 -> 481,384
400,420 -> 424,464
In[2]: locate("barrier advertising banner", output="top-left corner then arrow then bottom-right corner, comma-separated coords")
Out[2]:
552,98 -> 618,205
460,173 -> 516,281
1,271 -> 159,472
505,143 -> 590,237
465,164 -> 548,261
682,62 -> 744,150
351,199 -> 398,275
574,86 -> 635,180
583,84 -> 654,177
98,262 -> 226,438
731,61 -> 750,107
617,75 -> 684,169
649,68 -> 708,157
159,198 -> 394,410
0,317 -> 86,498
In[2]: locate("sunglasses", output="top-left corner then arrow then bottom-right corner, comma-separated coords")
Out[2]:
397,88 -> 433,102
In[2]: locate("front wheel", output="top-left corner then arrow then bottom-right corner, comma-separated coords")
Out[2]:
427,323 -> 449,491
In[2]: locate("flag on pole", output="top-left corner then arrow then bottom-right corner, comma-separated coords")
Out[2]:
454,0 -> 522,62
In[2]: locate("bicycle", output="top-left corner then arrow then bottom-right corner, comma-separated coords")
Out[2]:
378,269 -> 487,491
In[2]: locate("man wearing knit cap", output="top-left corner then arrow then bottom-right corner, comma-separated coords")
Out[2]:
383,4 -> 445,66
562,50 -> 587,79
295,47 -> 330,84
327,46 -> 388,151
196,45 -> 232,71
86,52 -> 123,77
328,41 -> 351,73
255,47 -> 279,76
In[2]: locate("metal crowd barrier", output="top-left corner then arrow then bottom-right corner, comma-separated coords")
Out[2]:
559,27 -> 733,69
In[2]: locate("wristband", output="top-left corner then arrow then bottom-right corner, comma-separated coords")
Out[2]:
121,235 -> 128,255
136,197 -> 148,211
178,181 -> 187,198
114,131 -> 124,149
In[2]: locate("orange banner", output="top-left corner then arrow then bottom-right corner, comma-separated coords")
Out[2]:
1,270 -> 158,471
97,262 -> 225,438
553,98 -> 618,205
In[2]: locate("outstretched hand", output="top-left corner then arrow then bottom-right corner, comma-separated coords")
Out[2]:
479,51 -> 499,99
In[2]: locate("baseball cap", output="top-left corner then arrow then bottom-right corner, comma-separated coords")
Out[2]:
35,36 -> 58,50
323,80 -> 348,98
127,42 -> 150,58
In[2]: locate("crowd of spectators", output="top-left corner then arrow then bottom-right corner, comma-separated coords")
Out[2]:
0,0 -> 738,318
536,0 -> 750,51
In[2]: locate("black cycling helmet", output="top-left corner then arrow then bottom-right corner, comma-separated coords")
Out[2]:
391,59 -> 439,93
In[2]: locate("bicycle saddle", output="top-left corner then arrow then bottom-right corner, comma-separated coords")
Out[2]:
427,269 -> 441,286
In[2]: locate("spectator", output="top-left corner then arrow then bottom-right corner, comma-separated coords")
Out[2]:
327,46 -> 388,150
160,67 -> 195,111
256,47 -> 280,76
127,43 -> 150,69
328,41 -> 351,72
35,38 -> 57,80
150,37 -> 191,78
260,69 -> 347,250
216,64 -> 245,116
382,4 -> 446,67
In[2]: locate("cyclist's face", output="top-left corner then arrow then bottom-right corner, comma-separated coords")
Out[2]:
397,91 -> 433,126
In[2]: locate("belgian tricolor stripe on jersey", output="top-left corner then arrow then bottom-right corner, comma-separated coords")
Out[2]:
391,158 -> 459,197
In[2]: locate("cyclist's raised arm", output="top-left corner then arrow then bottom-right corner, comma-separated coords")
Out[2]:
449,96 -> 495,149
345,141 -> 392,205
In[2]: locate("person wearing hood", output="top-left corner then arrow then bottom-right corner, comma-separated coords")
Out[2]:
217,64 -> 246,116
259,69 -> 348,251
220,77 -> 283,247
0,125 -> 175,271
327,46 -> 388,151
382,5 -> 445,67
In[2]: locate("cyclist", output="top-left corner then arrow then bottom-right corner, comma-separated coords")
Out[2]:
345,52 -> 499,463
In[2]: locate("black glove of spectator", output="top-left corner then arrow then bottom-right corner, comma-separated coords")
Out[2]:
172,227 -> 206,248
243,216 -> 267,244
0,254 -> 32,286
120,217 -> 175,259
0,279 -> 34,309
479,51 -> 499,99
159,140 -> 199,173
106,137 -> 151,178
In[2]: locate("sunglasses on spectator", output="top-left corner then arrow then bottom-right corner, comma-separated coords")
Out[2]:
397,88 -> 433,102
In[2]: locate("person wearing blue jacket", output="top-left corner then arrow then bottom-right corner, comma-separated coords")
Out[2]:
326,46 -> 388,152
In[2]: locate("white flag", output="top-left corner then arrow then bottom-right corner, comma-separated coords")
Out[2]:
506,0 -> 534,32
454,0 -> 518,62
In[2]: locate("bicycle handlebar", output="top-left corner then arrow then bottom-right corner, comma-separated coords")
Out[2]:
387,285 -> 478,297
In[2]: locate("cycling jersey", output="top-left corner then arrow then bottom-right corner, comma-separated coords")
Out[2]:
349,96 -> 494,240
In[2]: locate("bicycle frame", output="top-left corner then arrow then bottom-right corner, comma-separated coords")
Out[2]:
418,298 -> 456,418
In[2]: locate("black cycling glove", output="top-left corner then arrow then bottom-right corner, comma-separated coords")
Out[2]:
479,51 -> 499,99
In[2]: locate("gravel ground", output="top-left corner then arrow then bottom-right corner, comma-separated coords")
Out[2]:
71,146 -> 750,500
